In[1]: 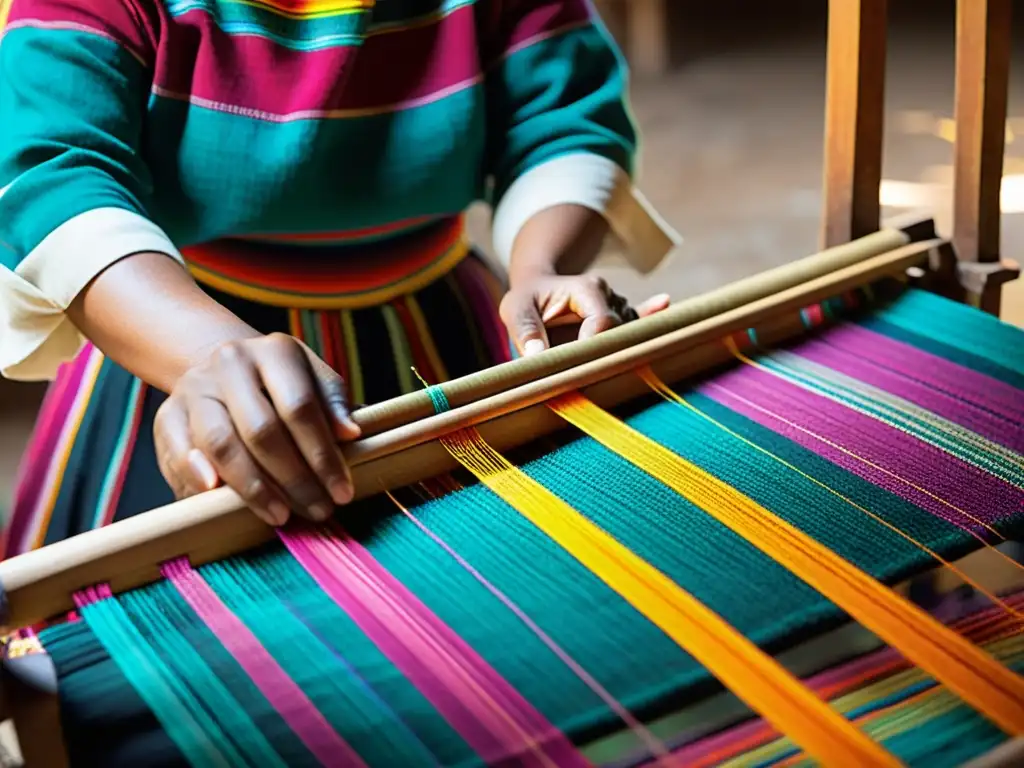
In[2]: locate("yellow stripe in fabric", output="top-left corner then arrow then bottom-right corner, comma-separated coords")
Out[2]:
339,311 -> 365,407
640,368 -> 1024,622
0,0 -> 11,31
380,304 -> 418,395
405,295 -> 450,383
438,428 -> 897,767
548,391 -> 1024,736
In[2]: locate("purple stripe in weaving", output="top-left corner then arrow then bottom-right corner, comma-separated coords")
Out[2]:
280,526 -> 588,768
792,337 -> 1024,453
160,559 -> 365,767
820,324 -> 1024,423
5,349 -> 92,556
701,367 -> 1024,531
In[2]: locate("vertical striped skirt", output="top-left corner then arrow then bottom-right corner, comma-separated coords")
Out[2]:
2,252 -> 511,558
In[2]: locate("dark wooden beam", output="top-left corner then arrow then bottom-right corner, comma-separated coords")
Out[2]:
952,0 -> 1017,315
821,0 -> 889,249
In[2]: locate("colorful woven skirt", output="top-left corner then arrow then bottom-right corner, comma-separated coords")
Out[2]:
20,285 -> 1024,767
2,218 -> 511,558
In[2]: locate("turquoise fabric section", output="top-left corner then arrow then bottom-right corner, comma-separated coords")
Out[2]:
143,89 -> 487,246
0,28 -> 154,265
254,548 -> 475,766
80,597 -> 245,767
117,585 -> 290,767
484,20 -> 637,202
875,290 -> 1024,377
199,557 -> 446,766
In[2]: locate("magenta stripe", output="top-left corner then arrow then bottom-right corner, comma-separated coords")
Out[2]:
7,2 -> 154,61
160,559 -> 365,767
791,338 -> 1024,453
820,324 -> 1024,423
157,5 -> 481,119
489,0 -> 593,64
700,367 -> 1024,530
453,259 -> 512,365
4,350 -> 92,557
280,526 -> 588,767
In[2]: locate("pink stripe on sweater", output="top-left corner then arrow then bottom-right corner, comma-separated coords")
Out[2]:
281,525 -> 589,768
155,4 -> 482,119
161,559 -> 365,767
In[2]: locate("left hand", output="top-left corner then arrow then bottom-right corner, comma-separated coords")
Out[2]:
500,273 -> 670,356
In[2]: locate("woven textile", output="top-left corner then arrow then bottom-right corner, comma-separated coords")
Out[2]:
36,287 -> 1024,766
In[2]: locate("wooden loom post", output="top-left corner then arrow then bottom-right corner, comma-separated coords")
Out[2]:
951,0 -> 1020,315
821,0 -> 888,249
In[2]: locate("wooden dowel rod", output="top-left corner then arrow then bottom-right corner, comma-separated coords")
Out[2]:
0,238 -> 938,630
354,226 -> 916,437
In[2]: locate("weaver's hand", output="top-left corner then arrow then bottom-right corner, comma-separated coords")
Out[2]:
153,333 -> 360,526
501,273 -> 670,356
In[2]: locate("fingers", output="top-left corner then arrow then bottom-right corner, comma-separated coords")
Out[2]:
153,334 -> 360,527
209,342 -> 333,522
155,400 -> 217,499
256,335 -> 354,511
188,395 -> 292,527
636,293 -> 671,317
500,291 -> 550,356
571,276 -> 622,341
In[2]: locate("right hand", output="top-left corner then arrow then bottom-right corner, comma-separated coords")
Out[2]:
154,333 -> 360,526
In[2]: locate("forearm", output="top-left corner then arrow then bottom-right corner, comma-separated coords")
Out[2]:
507,204 -> 610,284
66,252 -> 261,393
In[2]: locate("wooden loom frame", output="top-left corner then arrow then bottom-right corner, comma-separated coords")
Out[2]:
1,1 -> 1021,765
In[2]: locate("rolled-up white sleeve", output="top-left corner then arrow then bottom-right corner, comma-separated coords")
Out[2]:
491,152 -> 680,273
0,11 -> 183,381
0,205 -> 183,381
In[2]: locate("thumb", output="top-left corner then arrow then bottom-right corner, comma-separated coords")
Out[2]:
501,291 -> 550,356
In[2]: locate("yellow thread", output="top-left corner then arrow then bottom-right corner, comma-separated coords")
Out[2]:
438,428 -> 898,767
722,337 -> 1008,540
338,311 -> 365,407
639,367 -> 1024,623
405,295 -> 450,383
548,391 -> 1024,736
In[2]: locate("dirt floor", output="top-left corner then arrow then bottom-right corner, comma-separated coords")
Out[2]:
2,1 -> 1023,509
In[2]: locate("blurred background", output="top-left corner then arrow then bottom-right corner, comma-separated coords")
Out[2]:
1,0 -> 1023,517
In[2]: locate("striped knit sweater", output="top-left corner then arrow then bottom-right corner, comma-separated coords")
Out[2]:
0,0 -> 676,381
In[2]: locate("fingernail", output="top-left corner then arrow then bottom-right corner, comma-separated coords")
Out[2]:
328,476 -> 353,505
653,293 -> 670,304
310,502 -> 335,522
268,500 -> 291,526
523,339 -> 546,356
187,450 -> 218,490
332,408 -> 361,437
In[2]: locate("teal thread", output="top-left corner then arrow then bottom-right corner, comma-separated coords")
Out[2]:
119,585 -> 289,767
82,598 -> 242,767
424,384 -> 451,415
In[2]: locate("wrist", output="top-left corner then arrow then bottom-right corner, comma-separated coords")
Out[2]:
506,204 -> 609,285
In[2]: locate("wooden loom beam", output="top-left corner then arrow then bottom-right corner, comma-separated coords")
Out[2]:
821,0 -> 888,249
0,225 -> 939,632
952,0 -> 1020,315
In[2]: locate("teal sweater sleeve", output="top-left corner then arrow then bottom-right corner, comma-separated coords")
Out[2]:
482,0 -> 639,203
0,9 -> 161,269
